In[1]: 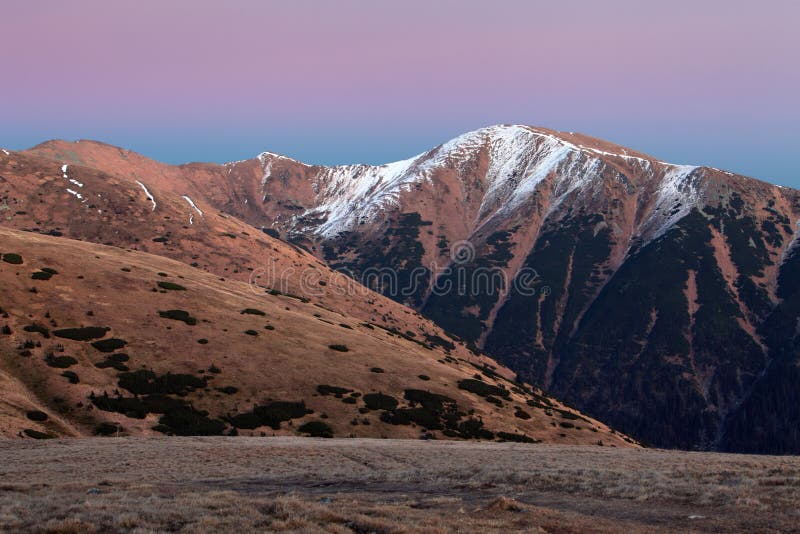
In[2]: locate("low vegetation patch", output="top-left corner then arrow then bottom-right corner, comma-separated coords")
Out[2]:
117,370 -> 207,396
61,371 -> 80,384
457,379 -> 510,399
91,338 -> 127,353
45,355 -> 78,368
90,392 -> 226,436
228,401 -> 311,430
95,353 -> 130,371
23,323 -> 50,338
95,422 -> 123,436
158,310 -> 197,325
157,281 -> 187,291
298,421 -> 333,438
363,393 -> 398,411
328,344 -> 349,352
23,429 -> 53,439
497,431 -> 537,443
31,270 -> 54,280
2,253 -> 23,265
26,410 -> 48,422
53,326 -> 110,341
316,385 -> 353,397
241,308 -> 266,316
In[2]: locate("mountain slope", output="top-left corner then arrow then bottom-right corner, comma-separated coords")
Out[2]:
10,126 -> 800,453
0,227 -> 635,445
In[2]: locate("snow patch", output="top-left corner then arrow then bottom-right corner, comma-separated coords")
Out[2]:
135,180 -> 157,211
1,149 -> 9,156
66,188 -> 85,201
182,195 -> 203,216
298,152 -> 426,237
640,165 -> 702,242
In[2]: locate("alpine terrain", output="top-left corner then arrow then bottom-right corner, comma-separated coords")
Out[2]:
4,124 -> 799,453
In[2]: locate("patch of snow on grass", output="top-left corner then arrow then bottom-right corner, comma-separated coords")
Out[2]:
135,180 -> 157,211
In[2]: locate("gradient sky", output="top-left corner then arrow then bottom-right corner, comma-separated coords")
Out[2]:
1,0 -> 798,185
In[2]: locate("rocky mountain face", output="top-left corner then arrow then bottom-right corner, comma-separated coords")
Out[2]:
10,125 -> 800,453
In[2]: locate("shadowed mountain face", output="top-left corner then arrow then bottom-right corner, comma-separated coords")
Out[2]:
7,124 -> 800,453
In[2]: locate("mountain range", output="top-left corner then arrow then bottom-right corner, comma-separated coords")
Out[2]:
2,124 -> 798,453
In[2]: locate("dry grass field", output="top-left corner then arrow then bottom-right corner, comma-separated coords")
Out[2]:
1,437 -> 799,533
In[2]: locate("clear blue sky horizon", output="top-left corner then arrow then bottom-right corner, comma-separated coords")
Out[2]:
1,1 -> 797,186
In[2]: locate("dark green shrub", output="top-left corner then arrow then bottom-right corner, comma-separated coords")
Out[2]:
45,355 -> 78,368
95,359 -> 129,371
157,281 -> 186,291
61,371 -> 80,384
262,228 -> 280,239
31,271 -> 53,280
117,370 -> 207,395
107,353 -> 129,363
53,326 -> 110,341
216,386 -> 238,395
95,422 -> 123,436
228,401 -> 309,430
559,421 -> 575,429
514,408 -> 532,420
316,384 -> 353,396
91,338 -> 127,353
2,253 -> 23,265
241,308 -> 266,316
1,325 -> 11,335
404,389 -> 456,412
208,364 -> 221,373
328,344 -> 349,352
457,418 -> 495,440
457,379 -> 510,399
485,395 -> 504,407
23,429 -> 53,439
342,397 -> 357,404
370,367 -> 384,373
158,310 -> 197,325
244,329 -> 258,336
156,407 -> 226,436
23,324 -> 50,338
363,393 -> 398,411
381,407 -> 441,429
418,374 -> 431,381
497,431 -> 536,443
424,334 -> 455,351
197,338 -> 208,344
264,325 -> 275,330
26,410 -> 48,422
298,421 -> 333,438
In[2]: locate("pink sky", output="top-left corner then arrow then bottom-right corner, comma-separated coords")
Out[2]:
1,0 -> 798,185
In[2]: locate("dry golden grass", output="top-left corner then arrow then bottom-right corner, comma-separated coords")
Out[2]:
0,226 -> 631,447
1,437 -> 799,533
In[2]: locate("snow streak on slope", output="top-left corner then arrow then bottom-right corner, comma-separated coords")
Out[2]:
182,195 -> 203,216
135,180 -> 157,211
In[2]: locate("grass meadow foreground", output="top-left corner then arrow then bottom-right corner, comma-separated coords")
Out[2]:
1,437 -> 799,533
